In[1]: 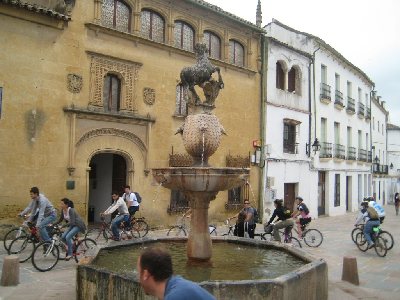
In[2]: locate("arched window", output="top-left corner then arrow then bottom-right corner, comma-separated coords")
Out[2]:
175,84 -> 187,116
101,0 -> 131,33
203,31 -> 221,59
174,21 -> 194,51
141,9 -> 165,43
103,74 -> 121,112
288,67 -> 296,93
276,61 -> 285,90
229,40 -> 244,67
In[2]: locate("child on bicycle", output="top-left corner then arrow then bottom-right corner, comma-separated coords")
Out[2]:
101,191 -> 130,241
291,196 -> 311,238
265,199 -> 294,242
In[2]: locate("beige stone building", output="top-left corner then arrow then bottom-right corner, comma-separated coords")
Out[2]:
0,0 -> 263,227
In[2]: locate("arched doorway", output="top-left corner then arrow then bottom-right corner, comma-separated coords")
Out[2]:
88,153 -> 127,223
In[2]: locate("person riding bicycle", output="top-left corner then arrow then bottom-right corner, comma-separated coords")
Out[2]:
265,199 -> 294,242
54,198 -> 86,260
101,191 -> 130,241
18,187 -> 57,243
122,185 -> 140,217
291,196 -> 311,238
365,196 -> 385,223
355,201 -> 380,248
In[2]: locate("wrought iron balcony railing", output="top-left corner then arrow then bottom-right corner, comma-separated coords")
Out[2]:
320,83 -> 331,102
319,142 -> 332,158
358,149 -> 367,162
334,90 -> 344,108
358,102 -> 365,117
365,106 -> 371,119
346,97 -> 355,113
367,151 -> 372,162
347,146 -> 357,160
283,141 -> 299,154
334,144 -> 345,159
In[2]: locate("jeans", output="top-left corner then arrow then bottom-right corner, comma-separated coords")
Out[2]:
38,213 -> 56,242
62,226 -> 81,256
363,219 -> 380,244
273,219 -> 295,242
111,214 -> 129,239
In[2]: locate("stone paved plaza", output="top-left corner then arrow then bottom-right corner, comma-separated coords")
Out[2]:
0,204 -> 399,299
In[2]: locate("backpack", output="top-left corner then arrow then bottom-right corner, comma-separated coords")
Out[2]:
253,208 -> 260,223
367,207 -> 379,220
283,207 -> 292,218
134,192 -> 142,204
301,203 -> 310,215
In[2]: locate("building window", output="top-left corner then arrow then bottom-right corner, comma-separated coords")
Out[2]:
203,31 -> 221,59
226,182 -> 249,210
288,67 -> 299,93
175,84 -> 187,116
334,174 -> 340,207
141,9 -> 165,43
283,119 -> 299,154
229,39 -> 244,67
168,190 -> 189,214
103,74 -> 121,112
101,0 -> 131,33
276,61 -> 285,90
174,21 -> 194,51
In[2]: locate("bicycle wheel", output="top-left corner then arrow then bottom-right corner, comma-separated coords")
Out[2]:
132,220 -> 149,238
351,227 -> 362,244
286,237 -> 302,248
374,236 -> 387,257
379,231 -> 394,250
167,226 -> 186,237
74,238 -> 97,263
32,241 -> 59,272
3,227 -> 27,251
355,232 -> 368,252
303,229 -> 323,247
209,225 -> 217,236
8,236 -> 36,263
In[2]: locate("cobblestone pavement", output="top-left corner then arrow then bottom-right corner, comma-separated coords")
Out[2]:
0,205 -> 398,299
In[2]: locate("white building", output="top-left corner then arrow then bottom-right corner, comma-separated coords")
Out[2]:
262,35 -> 316,214
387,123 -> 400,202
264,20 -> 375,217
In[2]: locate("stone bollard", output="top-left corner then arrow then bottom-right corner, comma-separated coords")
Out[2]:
1,255 -> 19,286
342,256 -> 359,285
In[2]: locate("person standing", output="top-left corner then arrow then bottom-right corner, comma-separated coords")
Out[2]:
122,185 -> 139,217
54,198 -> 87,260
101,191 -> 130,241
18,187 -> 56,242
137,246 -> 215,300
266,199 -> 294,242
394,192 -> 399,216
228,200 -> 257,238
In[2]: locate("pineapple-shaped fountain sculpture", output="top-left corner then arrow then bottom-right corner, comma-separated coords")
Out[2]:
152,43 -> 249,262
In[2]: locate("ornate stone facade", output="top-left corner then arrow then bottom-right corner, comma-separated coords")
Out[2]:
67,73 -> 83,93
143,87 -> 155,105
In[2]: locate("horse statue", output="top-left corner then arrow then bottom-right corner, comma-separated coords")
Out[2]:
180,43 -> 224,106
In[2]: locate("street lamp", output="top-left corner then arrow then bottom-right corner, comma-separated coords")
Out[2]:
390,162 -> 394,169
306,138 -> 321,155
374,155 -> 380,164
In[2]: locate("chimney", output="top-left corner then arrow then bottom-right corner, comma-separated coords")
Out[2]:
256,0 -> 262,27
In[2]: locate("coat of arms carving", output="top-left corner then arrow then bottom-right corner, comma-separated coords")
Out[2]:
67,74 -> 83,93
143,87 -> 155,105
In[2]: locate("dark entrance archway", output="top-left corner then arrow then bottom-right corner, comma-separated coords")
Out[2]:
88,153 -> 127,223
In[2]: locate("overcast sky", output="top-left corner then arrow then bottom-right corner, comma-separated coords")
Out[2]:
205,0 -> 400,125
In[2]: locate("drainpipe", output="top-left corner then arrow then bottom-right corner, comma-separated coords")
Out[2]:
307,61 -> 312,158
369,86 -> 375,195
312,47 -> 320,147
258,33 -> 268,221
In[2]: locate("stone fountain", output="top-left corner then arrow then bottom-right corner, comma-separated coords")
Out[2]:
152,43 -> 249,262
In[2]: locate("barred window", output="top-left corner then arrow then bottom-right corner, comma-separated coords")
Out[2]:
103,74 -> 121,112
283,119 -> 300,154
141,9 -> 165,43
229,40 -> 244,67
175,85 -> 187,116
101,0 -> 131,33
203,31 -> 221,59
174,21 -> 194,51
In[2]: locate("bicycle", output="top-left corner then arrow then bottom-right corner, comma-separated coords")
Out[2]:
167,215 -> 189,236
221,219 -> 235,236
31,231 -> 97,272
352,223 -> 394,250
259,224 -> 302,248
355,225 -> 387,257
129,216 -> 149,238
292,222 -> 323,247
3,223 -> 27,252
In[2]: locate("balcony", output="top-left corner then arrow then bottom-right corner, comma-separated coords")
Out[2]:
283,141 -> 299,154
333,144 -> 345,159
320,83 -> 331,104
358,102 -> 365,118
373,164 -> 389,175
367,151 -> 372,162
334,90 -> 345,109
358,149 -> 367,162
347,146 -> 357,160
346,97 -> 355,114
365,106 -> 371,120
319,142 -> 332,158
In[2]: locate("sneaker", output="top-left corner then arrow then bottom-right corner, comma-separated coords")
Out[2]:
110,236 -> 120,241
65,255 -> 72,261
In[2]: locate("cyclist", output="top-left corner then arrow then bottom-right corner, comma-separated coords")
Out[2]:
54,198 -> 86,260
366,196 -> 385,223
122,185 -> 139,217
18,187 -> 56,242
265,199 -> 294,242
291,196 -> 311,238
355,201 -> 380,248
101,191 -> 130,241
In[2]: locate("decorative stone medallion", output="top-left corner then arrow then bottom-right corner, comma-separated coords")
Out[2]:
143,87 -> 155,105
67,74 -> 83,93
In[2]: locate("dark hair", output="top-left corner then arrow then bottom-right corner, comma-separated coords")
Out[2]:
139,247 -> 173,281
61,198 -> 74,208
124,185 -> 131,189
274,199 -> 283,208
112,191 -> 119,196
296,196 -> 303,202
30,187 -> 39,195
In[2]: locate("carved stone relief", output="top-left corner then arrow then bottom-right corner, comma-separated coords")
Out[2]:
88,54 -> 141,113
67,74 -> 83,93
143,87 -> 155,105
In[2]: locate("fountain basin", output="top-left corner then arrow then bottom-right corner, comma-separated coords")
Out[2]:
77,237 -> 328,300
152,167 -> 249,192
